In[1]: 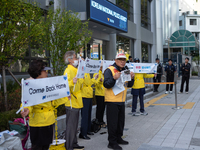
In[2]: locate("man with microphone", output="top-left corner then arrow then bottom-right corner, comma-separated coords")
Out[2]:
104,53 -> 135,150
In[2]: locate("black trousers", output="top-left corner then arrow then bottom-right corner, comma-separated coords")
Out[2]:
80,98 -> 92,136
31,144 -> 50,150
153,75 -> 161,91
106,103 -> 125,145
180,75 -> 190,92
96,96 -> 105,123
166,75 -> 174,91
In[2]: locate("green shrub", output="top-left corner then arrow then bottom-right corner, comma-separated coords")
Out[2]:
192,71 -> 198,76
0,109 -> 21,131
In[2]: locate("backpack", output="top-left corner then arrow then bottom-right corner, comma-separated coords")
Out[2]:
91,119 -> 101,133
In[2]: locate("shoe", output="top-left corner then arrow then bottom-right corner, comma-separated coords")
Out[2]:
170,91 -> 173,94
186,92 -> 188,94
165,91 -> 169,94
87,132 -> 94,135
108,144 -> 122,150
73,145 -> 85,149
178,92 -> 183,94
79,134 -> 90,140
117,139 -> 129,145
132,112 -> 140,116
140,111 -> 148,116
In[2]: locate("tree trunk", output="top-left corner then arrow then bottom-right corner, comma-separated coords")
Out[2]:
2,66 -> 8,111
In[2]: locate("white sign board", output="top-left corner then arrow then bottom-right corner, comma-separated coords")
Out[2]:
128,63 -> 157,73
103,60 -> 115,73
21,75 -> 70,107
77,58 -> 85,79
85,58 -> 102,73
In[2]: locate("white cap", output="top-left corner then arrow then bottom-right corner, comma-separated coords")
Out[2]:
116,53 -> 126,59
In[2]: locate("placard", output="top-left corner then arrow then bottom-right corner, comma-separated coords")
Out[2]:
77,58 -> 85,78
128,63 -> 157,73
103,60 -> 115,73
85,58 -> 102,73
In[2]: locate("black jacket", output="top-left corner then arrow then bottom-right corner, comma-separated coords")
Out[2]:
181,63 -> 191,77
103,63 -> 134,89
165,64 -> 176,76
157,63 -> 163,75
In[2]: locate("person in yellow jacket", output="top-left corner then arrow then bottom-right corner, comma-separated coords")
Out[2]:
63,51 -> 84,150
103,53 -> 135,150
21,60 -> 67,150
79,72 -> 98,140
93,65 -> 106,126
131,58 -> 156,116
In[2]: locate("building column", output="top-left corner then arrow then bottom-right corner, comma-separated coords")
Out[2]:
130,39 -> 134,58
134,0 -> 141,60
105,34 -> 116,60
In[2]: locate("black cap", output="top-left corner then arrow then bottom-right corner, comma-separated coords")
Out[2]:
168,59 -> 172,62
129,56 -> 132,59
185,57 -> 189,60
156,58 -> 160,61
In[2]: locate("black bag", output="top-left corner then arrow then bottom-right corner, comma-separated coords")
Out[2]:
91,119 -> 101,133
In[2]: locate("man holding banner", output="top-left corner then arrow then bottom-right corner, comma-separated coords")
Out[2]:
104,53 -> 135,150
20,60 -> 68,150
63,51 -> 84,150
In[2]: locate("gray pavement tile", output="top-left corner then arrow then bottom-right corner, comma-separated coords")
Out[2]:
189,145 -> 200,150
190,138 -> 200,146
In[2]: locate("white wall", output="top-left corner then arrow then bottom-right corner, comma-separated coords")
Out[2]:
185,16 -> 200,32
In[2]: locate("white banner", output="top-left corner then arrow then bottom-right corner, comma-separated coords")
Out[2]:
21,75 -> 70,107
128,63 -> 157,73
77,58 -> 85,79
102,60 -> 115,73
85,58 -> 102,73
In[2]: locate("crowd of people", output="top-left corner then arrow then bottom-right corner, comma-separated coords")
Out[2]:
20,51 -> 191,150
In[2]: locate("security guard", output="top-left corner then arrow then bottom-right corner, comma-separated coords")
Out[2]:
63,51 -> 84,150
165,59 -> 176,94
104,53 -> 135,150
93,65 -> 106,126
153,58 -> 163,92
179,57 -> 191,94
131,58 -> 156,116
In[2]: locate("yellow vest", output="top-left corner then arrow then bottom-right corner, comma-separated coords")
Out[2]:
63,65 -> 83,109
132,73 -> 154,89
105,66 -> 128,103
81,73 -> 96,98
93,70 -> 105,96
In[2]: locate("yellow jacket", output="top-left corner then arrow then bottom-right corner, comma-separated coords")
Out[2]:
132,73 -> 154,89
63,65 -> 83,109
24,98 -> 66,127
105,66 -> 128,103
93,70 -> 105,96
81,73 -> 96,98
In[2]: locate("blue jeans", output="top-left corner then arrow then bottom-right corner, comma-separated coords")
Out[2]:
80,98 -> 92,136
131,88 -> 145,113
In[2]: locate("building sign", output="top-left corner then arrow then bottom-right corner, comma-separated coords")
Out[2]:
88,0 -> 128,32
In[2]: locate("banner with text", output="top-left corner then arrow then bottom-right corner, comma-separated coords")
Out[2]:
85,58 -> 102,73
127,63 -> 157,73
21,76 -> 70,107
77,58 -> 85,78
103,60 -> 115,73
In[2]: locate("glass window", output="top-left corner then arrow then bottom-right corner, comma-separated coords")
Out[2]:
141,42 -> 148,62
116,36 -> 130,61
116,0 -> 133,21
141,0 -> 151,30
179,20 -> 182,26
190,19 -> 197,25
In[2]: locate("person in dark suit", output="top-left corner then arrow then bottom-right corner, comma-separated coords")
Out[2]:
153,58 -> 163,92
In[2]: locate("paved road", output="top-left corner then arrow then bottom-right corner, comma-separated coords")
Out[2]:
77,79 -> 200,150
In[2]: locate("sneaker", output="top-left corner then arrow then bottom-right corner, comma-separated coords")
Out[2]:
178,92 -> 183,94
165,91 -> 169,94
140,111 -> 148,116
108,144 -> 122,150
170,91 -> 173,94
132,112 -> 140,116
186,92 -> 188,94
117,139 -> 129,145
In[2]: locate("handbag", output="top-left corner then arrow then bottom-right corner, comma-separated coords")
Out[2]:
8,121 -> 27,135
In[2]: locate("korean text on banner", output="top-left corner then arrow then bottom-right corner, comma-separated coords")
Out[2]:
21,75 -> 70,107
85,58 -> 102,73
77,58 -> 85,78
128,63 -> 157,73
103,60 -> 115,73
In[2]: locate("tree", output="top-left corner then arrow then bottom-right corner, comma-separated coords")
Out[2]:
0,0 -> 43,110
38,9 -> 92,76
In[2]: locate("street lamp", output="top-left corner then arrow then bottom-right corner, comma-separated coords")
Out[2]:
165,37 -> 172,59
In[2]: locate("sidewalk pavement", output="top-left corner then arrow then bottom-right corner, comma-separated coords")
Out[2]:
78,79 -> 200,150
